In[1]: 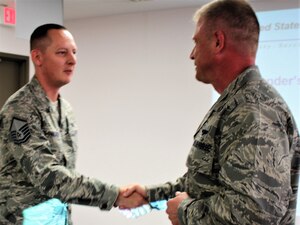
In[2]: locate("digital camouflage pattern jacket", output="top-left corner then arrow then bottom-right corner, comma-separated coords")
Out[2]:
147,66 -> 300,225
0,76 -> 118,224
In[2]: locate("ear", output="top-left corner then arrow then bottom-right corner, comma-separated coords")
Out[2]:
214,31 -> 225,53
31,49 -> 43,66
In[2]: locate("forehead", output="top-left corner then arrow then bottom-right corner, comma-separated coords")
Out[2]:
193,20 -> 205,39
47,29 -> 77,48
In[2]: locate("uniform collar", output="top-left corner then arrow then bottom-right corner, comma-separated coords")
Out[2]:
28,75 -> 54,111
217,65 -> 261,103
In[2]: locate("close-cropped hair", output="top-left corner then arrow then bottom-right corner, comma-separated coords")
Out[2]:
194,0 -> 260,53
30,23 -> 67,51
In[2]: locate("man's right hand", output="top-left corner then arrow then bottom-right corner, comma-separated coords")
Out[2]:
123,183 -> 147,198
115,185 -> 147,209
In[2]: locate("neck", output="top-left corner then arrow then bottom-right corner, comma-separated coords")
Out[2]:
213,57 -> 255,94
35,74 -> 60,102
45,89 -> 60,102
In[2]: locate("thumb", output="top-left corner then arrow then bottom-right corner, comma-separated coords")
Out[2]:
175,191 -> 182,196
123,187 -> 135,197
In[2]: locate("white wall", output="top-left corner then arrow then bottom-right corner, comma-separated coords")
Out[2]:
0,0 -> 63,75
0,6 -> 211,225
15,0 -> 63,40
0,25 -> 29,56
64,7 -> 212,225
0,25 -> 34,79
1,2 -> 299,225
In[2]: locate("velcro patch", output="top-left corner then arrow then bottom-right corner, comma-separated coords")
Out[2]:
10,117 -> 31,144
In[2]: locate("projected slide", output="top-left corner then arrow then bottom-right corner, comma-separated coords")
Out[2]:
257,8 -> 300,128
256,8 -> 300,221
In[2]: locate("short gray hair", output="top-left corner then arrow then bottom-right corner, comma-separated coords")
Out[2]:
194,0 -> 260,55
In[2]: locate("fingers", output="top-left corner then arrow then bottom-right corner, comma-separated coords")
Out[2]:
175,191 -> 189,198
122,188 -> 135,197
122,184 -> 147,198
165,192 -> 189,225
117,191 -> 148,209
168,213 -> 179,225
166,200 -> 180,225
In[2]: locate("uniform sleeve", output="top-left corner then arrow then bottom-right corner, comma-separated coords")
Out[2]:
177,101 -> 298,225
146,174 -> 188,202
6,107 -> 119,211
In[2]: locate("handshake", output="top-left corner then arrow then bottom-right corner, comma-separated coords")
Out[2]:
114,184 -> 167,219
114,184 -> 189,225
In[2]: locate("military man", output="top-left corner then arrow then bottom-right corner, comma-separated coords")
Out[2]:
0,24 -> 145,224
124,0 -> 300,224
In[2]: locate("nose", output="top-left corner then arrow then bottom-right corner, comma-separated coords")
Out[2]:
68,52 -> 77,65
190,47 -> 195,60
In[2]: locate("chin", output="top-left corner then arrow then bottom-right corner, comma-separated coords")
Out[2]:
195,76 -> 209,84
58,79 -> 71,88
195,74 -> 202,82
195,71 -> 210,84
64,79 -> 72,86
64,75 -> 73,84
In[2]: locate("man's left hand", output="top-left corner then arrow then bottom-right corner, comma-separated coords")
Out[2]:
166,192 -> 189,225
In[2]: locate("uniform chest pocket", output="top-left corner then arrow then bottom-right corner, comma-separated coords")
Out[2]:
62,119 -> 77,156
186,139 -> 215,176
42,124 -> 61,146
186,117 -> 218,176
42,125 -> 66,164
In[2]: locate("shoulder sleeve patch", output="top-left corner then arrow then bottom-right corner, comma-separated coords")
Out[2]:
9,117 -> 31,144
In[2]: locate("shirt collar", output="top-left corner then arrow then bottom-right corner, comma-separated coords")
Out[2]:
28,75 -> 53,110
217,65 -> 261,103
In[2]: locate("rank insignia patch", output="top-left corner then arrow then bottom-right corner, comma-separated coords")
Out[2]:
10,117 -> 31,144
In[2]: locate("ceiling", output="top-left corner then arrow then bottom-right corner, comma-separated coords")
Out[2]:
62,0 -> 300,20
0,0 -> 299,21
63,0 -> 209,20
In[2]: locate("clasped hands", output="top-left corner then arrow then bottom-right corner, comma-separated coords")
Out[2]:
115,184 -> 189,225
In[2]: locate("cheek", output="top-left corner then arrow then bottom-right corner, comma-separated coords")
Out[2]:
44,60 -> 63,74
194,50 -> 202,64
194,46 -> 203,58
49,59 -> 65,69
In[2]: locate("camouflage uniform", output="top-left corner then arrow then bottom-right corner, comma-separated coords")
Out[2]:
146,66 -> 300,225
0,76 -> 119,224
